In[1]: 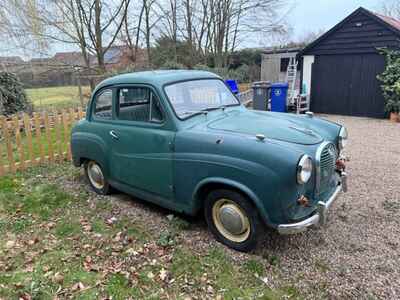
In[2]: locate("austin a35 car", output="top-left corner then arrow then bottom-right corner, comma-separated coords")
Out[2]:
71,70 -> 348,251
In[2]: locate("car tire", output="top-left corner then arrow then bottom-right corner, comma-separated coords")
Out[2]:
84,160 -> 111,195
204,189 -> 262,252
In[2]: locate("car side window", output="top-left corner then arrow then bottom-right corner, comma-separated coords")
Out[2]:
94,89 -> 113,120
117,87 -> 163,123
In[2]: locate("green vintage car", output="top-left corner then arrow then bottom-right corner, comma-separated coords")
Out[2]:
71,70 -> 348,252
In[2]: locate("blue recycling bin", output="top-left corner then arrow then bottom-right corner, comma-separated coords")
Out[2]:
225,79 -> 239,94
270,83 -> 288,112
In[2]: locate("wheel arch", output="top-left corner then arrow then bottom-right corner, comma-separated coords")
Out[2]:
71,133 -> 109,173
192,177 -> 271,226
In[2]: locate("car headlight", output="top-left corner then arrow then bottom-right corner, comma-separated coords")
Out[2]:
338,126 -> 348,150
297,155 -> 313,184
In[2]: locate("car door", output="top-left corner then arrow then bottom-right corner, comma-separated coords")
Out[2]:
108,85 -> 175,200
89,87 -> 115,175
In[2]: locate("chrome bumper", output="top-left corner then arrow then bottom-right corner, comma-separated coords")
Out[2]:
277,172 -> 347,235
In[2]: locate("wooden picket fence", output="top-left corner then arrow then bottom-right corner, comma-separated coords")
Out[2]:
0,107 -> 86,176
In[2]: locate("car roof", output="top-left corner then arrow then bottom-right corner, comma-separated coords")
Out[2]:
94,70 -> 221,92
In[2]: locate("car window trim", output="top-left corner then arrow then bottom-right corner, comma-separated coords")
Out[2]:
115,84 -> 166,125
162,77 -> 241,121
91,87 -> 114,122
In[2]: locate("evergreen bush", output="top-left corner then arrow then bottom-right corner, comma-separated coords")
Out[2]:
377,48 -> 400,113
0,72 -> 32,116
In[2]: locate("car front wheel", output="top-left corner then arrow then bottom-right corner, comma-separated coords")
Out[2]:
205,189 -> 262,252
84,160 -> 111,195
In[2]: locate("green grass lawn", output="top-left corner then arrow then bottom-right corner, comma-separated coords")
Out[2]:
0,164 -> 302,299
26,86 -> 91,110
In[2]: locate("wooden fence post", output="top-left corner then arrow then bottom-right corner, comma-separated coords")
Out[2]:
78,106 -> 84,119
23,113 -> 35,166
0,116 -> 15,173
0,144 -> 4,175
13,115 -> 25,171
44,111 -> 54,163
0,121 -> 5,176
34,112 -> 45,164
53,110 -> 63,161
61,110 -> 71,160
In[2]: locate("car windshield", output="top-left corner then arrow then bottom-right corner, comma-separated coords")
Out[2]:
164,79 -> 240,119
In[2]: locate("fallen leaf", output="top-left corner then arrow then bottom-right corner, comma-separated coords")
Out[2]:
24,265 -> 34,273
47,222 -> 56,229
105,217 -> 117,225
71,282 -> 85,291
82,225 -> 92,232
53,272 -> 64,284
42,266 -> 50,272
18,293 -> 32,300
261,277 -> 269,285
14,282 -> 24,289
125,248 -> 138,256
159,268 -> 168,281
114,232 -> 123,242
5,241 -> 15,249
27,237 -> 39,245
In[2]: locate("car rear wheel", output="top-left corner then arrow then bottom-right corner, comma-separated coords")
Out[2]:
205,189 -> 262,252
84,160 -> 111,195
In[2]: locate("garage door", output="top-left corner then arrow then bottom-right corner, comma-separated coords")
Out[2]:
310,54 -> 386,118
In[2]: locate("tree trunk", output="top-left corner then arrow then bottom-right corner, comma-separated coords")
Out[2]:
94,0 -> 106,73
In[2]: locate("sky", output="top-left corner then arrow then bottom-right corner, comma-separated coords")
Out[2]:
289,0 -> 383,41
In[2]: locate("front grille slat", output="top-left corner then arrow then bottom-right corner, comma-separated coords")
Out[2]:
316,142 -> 338,197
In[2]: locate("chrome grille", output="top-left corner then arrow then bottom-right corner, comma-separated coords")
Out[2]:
316,142 -> 338,196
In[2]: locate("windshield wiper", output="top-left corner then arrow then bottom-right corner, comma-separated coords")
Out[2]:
179,104 -> 236,118
179,110 -> 209,117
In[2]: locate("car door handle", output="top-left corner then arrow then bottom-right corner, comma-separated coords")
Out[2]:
109,130 -> 119,140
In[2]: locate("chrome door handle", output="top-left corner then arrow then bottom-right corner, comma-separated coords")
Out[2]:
109,130 -> 119,140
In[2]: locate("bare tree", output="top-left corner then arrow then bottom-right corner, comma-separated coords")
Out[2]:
1,0 -> 130,73
382,0 -> 400,19
78,0 -> 131,72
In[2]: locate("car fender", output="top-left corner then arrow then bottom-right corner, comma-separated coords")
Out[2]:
71,132 -> 109,173
192,177 -> 272,226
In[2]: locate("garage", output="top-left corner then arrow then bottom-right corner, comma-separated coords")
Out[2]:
299,7 -> 400,118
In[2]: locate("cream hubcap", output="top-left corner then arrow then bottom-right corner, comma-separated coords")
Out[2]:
212,198 -> 250,243
87,161 -> 105,190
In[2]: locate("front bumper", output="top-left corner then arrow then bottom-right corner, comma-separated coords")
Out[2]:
277,172 -> 347,235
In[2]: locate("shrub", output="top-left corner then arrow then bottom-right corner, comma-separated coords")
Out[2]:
0,72 -> 32,116
377,48 -> 400,113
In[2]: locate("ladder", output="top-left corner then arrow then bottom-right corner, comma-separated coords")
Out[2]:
285,57 -> 298,106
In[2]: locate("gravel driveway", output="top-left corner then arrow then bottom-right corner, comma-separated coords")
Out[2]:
254,115 -> 400,299
61,115 -> 400,299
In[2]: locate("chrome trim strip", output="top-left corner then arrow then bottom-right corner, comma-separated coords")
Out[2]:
277,173 -> 347,235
